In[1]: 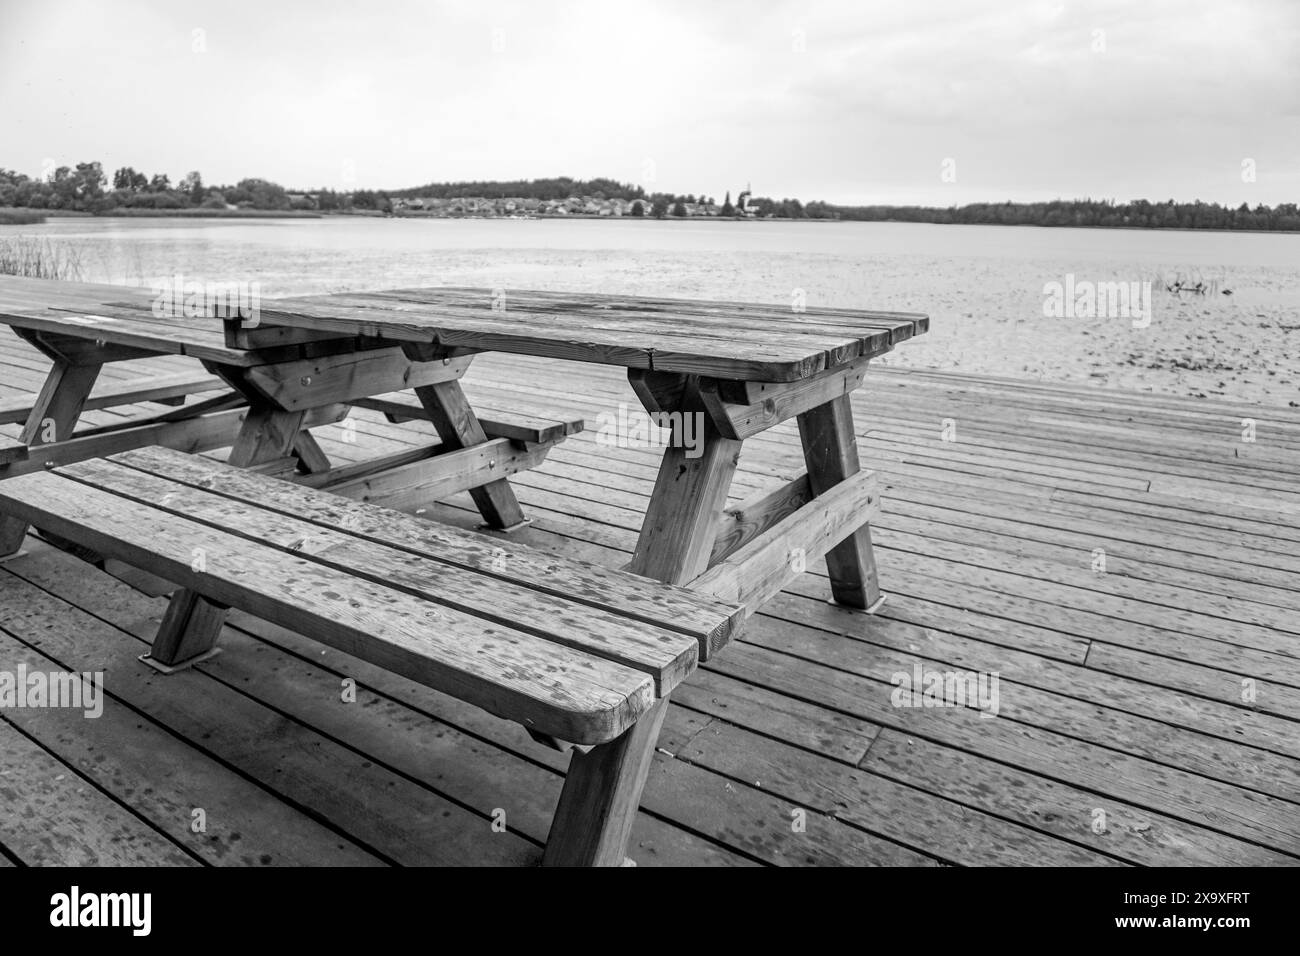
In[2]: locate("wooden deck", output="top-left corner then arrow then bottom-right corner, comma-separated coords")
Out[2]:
2,326 -> 1298,867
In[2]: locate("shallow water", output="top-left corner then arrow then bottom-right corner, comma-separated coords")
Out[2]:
4,217 -> 1297,406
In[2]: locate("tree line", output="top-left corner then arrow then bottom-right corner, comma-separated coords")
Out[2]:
2,162 -> 1296,231
827,198 -> 1300,231
0,164 -> 382,213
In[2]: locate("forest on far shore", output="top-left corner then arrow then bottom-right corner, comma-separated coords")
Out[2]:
2,163 -> 1297,231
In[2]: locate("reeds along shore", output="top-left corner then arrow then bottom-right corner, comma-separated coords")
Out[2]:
0,235 -> 84,280
0,209 -> 47,225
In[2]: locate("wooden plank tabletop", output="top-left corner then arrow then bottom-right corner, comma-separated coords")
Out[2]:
0,276 -> 277,367
260,287 -> 929,383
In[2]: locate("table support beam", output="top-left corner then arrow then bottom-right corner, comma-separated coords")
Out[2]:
401,346 -> 528,530
627,374 -> 742,585
0,359 -> 102,556
796,393 -> 882,609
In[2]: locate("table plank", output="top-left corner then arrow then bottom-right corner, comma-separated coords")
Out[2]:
259,286 -> 927,382
358,289 -> 893,365
391,286 -> 929,343
0,278 -> 271,366
268,294 -> 837,381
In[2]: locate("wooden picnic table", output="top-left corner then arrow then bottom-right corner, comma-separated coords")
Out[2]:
0,276 -> 929,866
252,286 -> 930,608
0,276 -> 579,558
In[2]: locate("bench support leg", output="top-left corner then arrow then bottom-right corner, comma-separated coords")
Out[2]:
0,360 -> 103,557
146,399 -> 295,670
411,379 -> 528,531
145,590 -> 228,671
292,431 -> 332,474
543,697 -> 669,867
796,393 -> 881,609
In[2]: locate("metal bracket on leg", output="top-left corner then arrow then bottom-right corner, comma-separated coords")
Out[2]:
828,592 -> 888,614
138,647 -> 223,675
480,516 -> 532,534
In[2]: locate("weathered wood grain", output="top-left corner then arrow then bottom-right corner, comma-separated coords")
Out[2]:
0,370 -> 221,425
0,472 -> 658,745
797,393 -> 881,608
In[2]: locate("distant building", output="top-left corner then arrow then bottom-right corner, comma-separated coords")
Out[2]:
736,184 -> 757,217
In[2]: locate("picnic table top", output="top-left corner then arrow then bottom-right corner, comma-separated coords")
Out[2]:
0,276 -> 274,367
0,277 -> 930,382
260,287 -> 929,382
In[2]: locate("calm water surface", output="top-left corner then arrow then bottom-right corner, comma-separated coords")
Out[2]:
2,217 -> 1296,403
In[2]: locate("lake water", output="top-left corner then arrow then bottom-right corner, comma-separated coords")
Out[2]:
3,216 -> 1297,405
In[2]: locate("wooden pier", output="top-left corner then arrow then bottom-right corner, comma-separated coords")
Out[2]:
1,326 -> 1297,866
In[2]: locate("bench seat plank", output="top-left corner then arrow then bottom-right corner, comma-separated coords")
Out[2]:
355,387 -> 584,445
108,446 -> 743,658
58,457 -> 700,695
0,371 -> 222,426
0,471 -> 657,745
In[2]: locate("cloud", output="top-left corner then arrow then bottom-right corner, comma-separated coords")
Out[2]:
1,0 -> 1296,204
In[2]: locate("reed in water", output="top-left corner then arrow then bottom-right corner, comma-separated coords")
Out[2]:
0,235 -> 84,280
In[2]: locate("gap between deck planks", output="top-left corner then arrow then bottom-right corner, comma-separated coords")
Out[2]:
0,341 -> 1297,866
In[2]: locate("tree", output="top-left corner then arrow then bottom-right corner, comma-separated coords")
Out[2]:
74,162 -> 105,202
721,191 -> 734,216
651,199 -> 668,218
149,173 -> 171,191
671,200 -> 687,217
629,200 -> 644,217
50,166 -> 78,207
180,171 -> 204,205
235,177 -> 288,209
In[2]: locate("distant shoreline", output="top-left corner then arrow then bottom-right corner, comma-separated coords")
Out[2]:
2,207 -> 1298,235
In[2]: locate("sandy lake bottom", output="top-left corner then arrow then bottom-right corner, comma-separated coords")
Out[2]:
6,218 -> 1297,408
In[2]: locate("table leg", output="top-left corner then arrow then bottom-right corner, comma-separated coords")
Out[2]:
543,697 -> 669,867
411,379 -> 528,530
227,406 -> 308,468
547,375 -> 741,865
0,359 -> 102,557
628,376 -> 742,584
796,393 -> 882,609
291,431 -> 332,474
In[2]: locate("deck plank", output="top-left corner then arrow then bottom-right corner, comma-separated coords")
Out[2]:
0,332 -> 1297,866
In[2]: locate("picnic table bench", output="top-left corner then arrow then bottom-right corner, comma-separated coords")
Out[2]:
0,369 -> 222,424
0,445 -> 744,866
0,277 -> 928,865
0,276 -> 582,557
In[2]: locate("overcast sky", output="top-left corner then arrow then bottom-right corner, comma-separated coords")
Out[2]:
2,0 -> 1297,205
